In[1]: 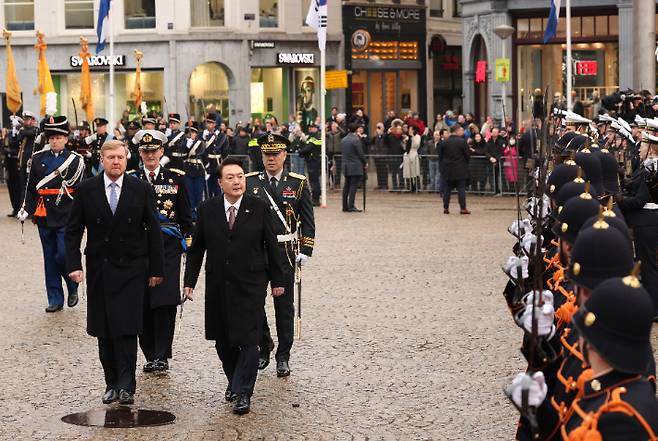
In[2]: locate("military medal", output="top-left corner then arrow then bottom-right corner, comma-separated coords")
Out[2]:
163,200 -> 174,210
253,187 -> 259,195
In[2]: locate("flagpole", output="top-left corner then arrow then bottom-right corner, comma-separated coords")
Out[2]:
565,0 -> 572,111
320,48 -> 327,208
109,0 -> 115,128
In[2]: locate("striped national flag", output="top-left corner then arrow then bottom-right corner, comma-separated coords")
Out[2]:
305,0 -> 327,51
96,0 -> 111,54
543,0 -> 561,44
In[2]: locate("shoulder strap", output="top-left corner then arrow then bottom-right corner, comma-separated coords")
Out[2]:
35,153 -> 77,190
168,131 -> 185,147
262,185 -> 291,234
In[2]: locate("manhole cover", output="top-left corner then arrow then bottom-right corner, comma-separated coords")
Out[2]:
62,407 -> 175,428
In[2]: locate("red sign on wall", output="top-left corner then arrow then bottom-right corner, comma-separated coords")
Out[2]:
475,60 -> 487,83
575,60 -> 598,76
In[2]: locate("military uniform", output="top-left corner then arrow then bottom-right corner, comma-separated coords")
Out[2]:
84,117 -> 111,177
17,113 -> 38,204
3,116 -> 22,216
203,113 -> 228,198
245,133 -> 315,377
182,122 -> 206,218
163,113 -> 187,171
21,116 -> 85,311
125,120 -> 142,172
131,129 -> 193,372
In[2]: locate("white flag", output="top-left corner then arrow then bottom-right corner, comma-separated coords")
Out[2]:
305,0 -> 327,51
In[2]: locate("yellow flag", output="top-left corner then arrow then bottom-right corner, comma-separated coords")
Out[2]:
35,31 -> 57,116
79,37 -> 94,122
3,29 -> 22,114
131,49 -> 143,108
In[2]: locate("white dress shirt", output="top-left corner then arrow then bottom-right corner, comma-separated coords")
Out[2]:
266,170 -> 283,187
104,173 -> 124,206
224,195 -> 243,222
145,166 -> 160,184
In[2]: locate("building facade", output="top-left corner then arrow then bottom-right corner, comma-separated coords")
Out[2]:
461,0 -> 656,126
0,0 -> 344,127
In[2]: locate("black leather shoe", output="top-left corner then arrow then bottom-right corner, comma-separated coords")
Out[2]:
347,207 -> 362,213
154,359 -> 169,372
102,389 -> 118,404
67,291 -> 79,308
276,360 -> 291,377
118,389 -> 134,405
7,212 -> 16,217
225,386 -> 238,402
233,394 -> 251,415
45,304 -> 63,313
143,361 -> 156,372
258,355 -> 270,370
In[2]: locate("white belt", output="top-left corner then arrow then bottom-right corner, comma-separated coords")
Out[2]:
207,154 -> 221,159
171,152 -> 187,157
185,159 -> 203,164
643,203 -> 658,210
277,233 -> 295,243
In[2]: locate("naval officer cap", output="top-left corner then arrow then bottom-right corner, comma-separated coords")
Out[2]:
94,117 -> 109,127
565,111 -> 592,126
257,132 -> 290,154
134,129 -> 168,150
22,110 -> 36,120
641,131 -> 658,144
44,115 -> 70,138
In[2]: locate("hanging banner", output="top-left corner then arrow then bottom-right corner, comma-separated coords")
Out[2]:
475,60 -> 487,83
325,70 -> 348,89
495,58 -> 510,83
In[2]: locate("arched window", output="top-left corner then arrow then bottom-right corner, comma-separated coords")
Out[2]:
188,62 -> 230,123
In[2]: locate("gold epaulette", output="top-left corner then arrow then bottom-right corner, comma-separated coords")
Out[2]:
289,172 -> 307,180
245,171 -> 259,177
169,168 -> 186,176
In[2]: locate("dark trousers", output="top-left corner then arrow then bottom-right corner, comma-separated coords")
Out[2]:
261,254 -> 294,362
215,342 -> 259,396
374,158 -> 389,189
307,159 -> 321,203
630,212 -> 658,314
37,225 -> 78,307
342,175 -> 361,210
389,158 -> 402,190
139,305 -> 177,361
207,173 -> 221,198
442,179 -> 467,210
6,158 -> 21,214
19,167 -> 29,205
98,335 -> 138,393
184,175 -> 205,219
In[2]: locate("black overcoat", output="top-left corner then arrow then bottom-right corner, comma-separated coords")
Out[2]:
65,174 -> 165,338
438,135 -> 470,181
184,195 -> 285,347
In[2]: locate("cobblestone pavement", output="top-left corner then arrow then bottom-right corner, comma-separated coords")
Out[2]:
0,188 -> 536,440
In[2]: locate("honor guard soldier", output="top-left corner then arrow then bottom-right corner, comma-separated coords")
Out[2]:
18,116 -> 85,312
84,117 -> 112,176
4,115 -> 23,216
203,113 -> 228,197
71,121 -> 91,157
125,120 -> 141,172
17,111 -> 39,203
562,274 -> 658,440
246,132 -> 316,377
299,124 -> 323,206
183,122 -> 206,218
142,114 -> 157,131
131,130 -> 193,372
162,113 -> 187,171
248,134 -> 265,172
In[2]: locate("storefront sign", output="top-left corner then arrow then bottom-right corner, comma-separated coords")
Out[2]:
277,53 -> 315,65
352,6 -> 422,22
70,55 -> 125,68
575,60 -> 597,76
476,60 -> 487,83
343,5 -> 425,38
325,70 -> 348,89
251,41 -> 275,49
495,58 -> 510,83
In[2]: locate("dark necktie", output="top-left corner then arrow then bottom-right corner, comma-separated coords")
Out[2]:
149,171 -> 155,184
228,206 -> 237,230
270,176 -> 278,190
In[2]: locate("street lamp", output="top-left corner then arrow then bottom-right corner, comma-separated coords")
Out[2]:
494,24 -> 515,126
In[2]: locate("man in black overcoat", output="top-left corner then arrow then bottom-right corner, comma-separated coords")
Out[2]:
65,139 -> 164,405
183,156 -> 286,415
437,124 -> 471,214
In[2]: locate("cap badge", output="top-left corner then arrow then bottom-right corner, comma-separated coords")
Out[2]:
584,312 -> 596,326
268,133 -> 274,143
550,184 -> 556,193
561,223 -> 568,233
143,133 -> 153,143
590,379 -> 601,391
573,262 -> 581,275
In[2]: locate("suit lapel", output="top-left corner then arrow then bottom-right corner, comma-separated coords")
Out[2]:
230,196 -> 252,233
111,174 -> 134,226
95,174 -> 114,219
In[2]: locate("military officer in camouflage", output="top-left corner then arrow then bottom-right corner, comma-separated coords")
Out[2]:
245,132 -> 316,377
131,129 -> 193,372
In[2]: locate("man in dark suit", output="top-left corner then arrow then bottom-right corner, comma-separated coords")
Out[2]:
131,130 -> 193,373
65,140 -> 165,405
485,127 -> 505,195
184,156 -> 286,415
437,124 -> 470,214
341,123 -> 368,212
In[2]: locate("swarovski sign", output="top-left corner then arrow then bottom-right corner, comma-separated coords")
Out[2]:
70,55 -> 126,68
276,52 -> 315,65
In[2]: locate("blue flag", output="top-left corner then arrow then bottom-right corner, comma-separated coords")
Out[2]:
96,0 -> 111,54
543,0 -> 561,44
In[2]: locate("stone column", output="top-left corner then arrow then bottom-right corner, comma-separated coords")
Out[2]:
618,2 -> 634,90
633,0 -> 656,92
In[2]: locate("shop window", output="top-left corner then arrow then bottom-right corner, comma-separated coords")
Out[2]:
581,16 -> 594,38
609,15 -> 618,36
124,0 -> 155,29
191,0 -> 224,27
4,0 -> 34,31
516,19 -> 529,39
452,0 -> 461,18
429,0 -> 443,18
294,68 -> 320,128
529,18 -> 543,40
302,0 -> 311,26
595,16 -> 608,36
188,62 -> 230,123
260,0 -> 278,28
251,68 -> 286,122
65,0 -> 93,29
571,16 -> 582,38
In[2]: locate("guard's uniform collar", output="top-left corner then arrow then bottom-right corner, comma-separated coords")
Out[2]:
583,371 -> 641,397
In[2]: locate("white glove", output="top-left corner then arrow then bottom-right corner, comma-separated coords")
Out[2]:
503,255 -> 529,281
17,208 -> 29,222
159,156 -> 171,167
526,195 -> 551,220
510,372 -> 547,408
521,232 -> 543,256
522,290 -> 555,337
508,219 -> 532,238
295,254 -> 309,266
165,128 -> 172,137
489,157 -> 497,164
186,138 -> 193,148
85,151 -> 92,159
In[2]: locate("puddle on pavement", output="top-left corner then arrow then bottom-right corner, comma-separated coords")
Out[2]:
61,406 -> 175,428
